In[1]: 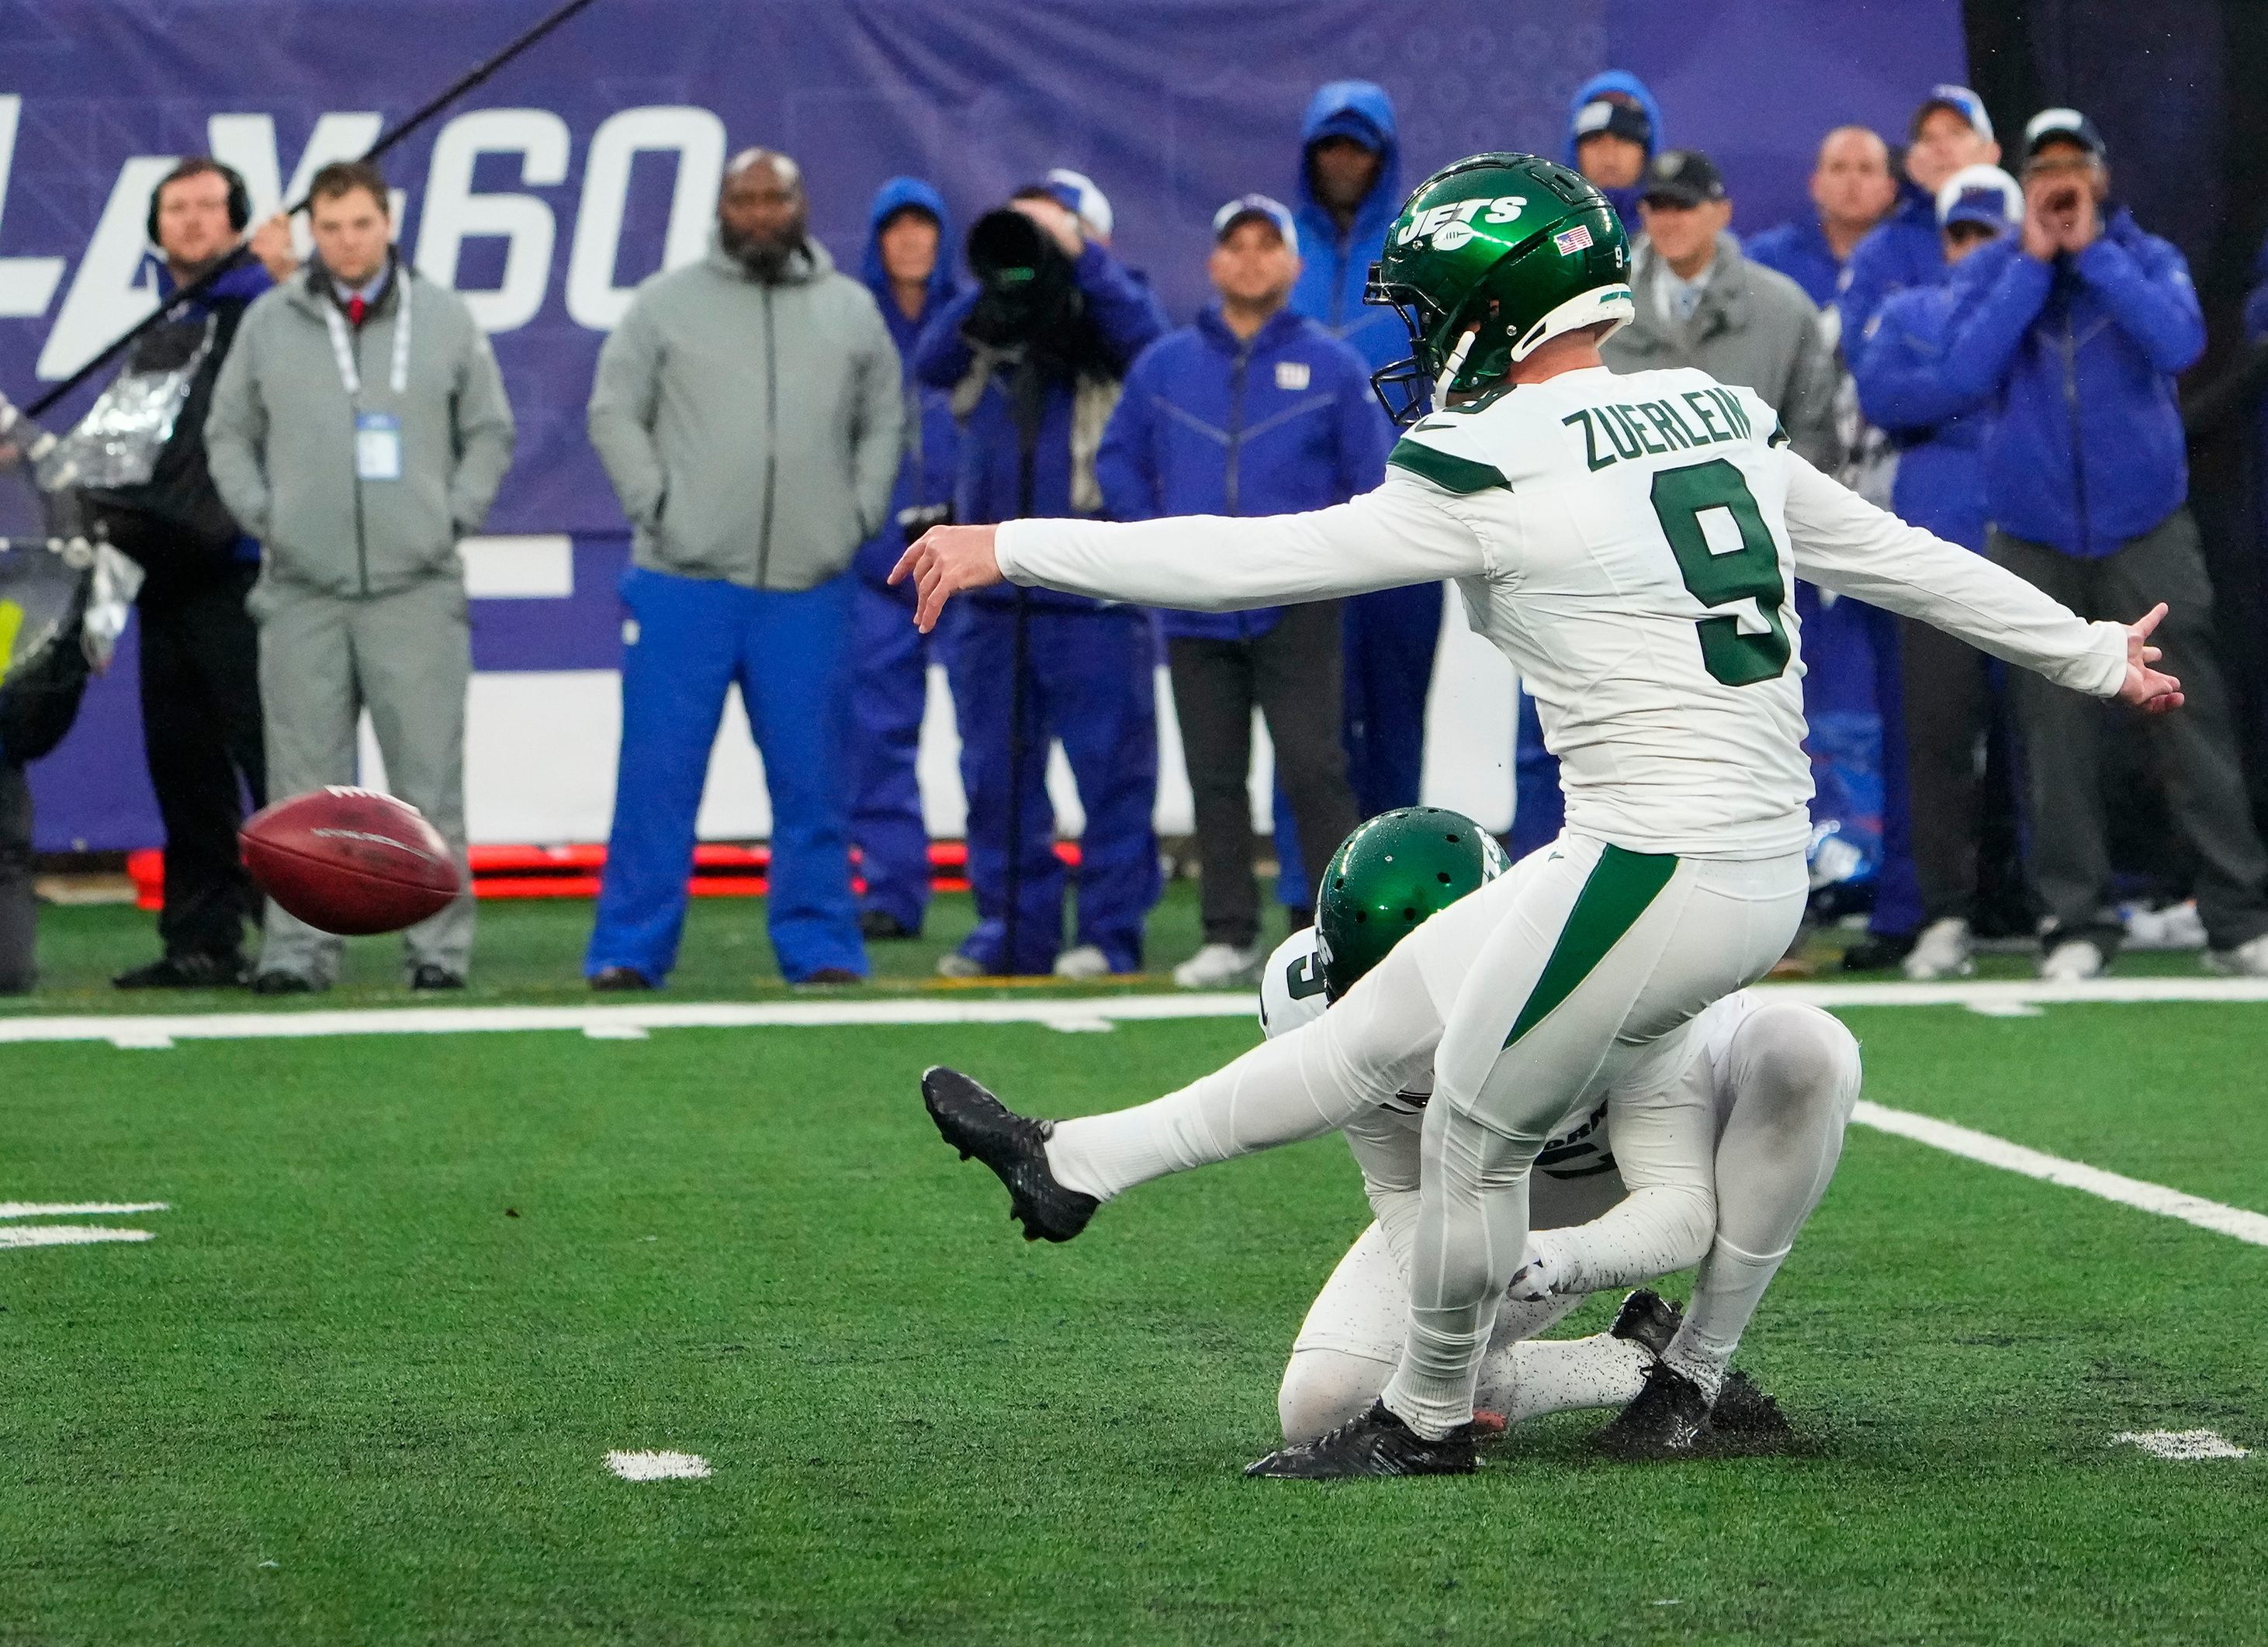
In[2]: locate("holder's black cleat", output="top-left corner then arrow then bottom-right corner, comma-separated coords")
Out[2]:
921,1067 -> 1099,1243
1703,1370 -> 1792,1447
1607,1287 -> 1682,1358
1245,1400 -> 1480,1479
1591,1359 -> 1712,1459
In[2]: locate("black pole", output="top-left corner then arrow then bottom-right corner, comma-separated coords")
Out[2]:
26,0 -> 601,420
1002,358 -> 1046,977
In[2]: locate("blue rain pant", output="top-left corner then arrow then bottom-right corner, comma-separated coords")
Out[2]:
1276,581 -> 1445,901
948,600 -> 1160,975
587,566 -> 866,985
850,579 -> 947,933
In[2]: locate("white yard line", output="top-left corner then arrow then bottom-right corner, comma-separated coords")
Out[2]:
0,1226 -> 155,1248
0,1201 -> 168,1219
0,975 -> 2262,1050
1853,1100 -> 2268,1248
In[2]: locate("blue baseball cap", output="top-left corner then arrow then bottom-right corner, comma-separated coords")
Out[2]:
1308,106 -> 1387,153
1211,192 -> 1299,254
1936,164 -> 2023,231
2024,107 -> 2107,161
1914,84 -> 1994,142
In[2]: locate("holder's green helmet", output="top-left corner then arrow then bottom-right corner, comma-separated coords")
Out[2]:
1314,808 -> 1510,1002
1364,151 -> 1633,426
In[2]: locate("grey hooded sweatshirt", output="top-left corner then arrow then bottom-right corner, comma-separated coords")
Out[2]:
587,234 -> 903,591
206,255 -> 515,597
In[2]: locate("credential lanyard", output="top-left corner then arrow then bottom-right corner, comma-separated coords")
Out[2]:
321,272 -> 413,402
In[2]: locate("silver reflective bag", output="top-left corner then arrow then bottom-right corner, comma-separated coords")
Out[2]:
57,313 -> 217,490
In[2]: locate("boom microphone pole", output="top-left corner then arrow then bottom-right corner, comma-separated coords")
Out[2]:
26,0 -> 601,419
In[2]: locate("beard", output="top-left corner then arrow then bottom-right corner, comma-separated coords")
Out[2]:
719,218 -> 807,282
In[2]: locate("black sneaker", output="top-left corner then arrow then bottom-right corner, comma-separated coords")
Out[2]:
919,1067 -> 1098,1244
1245,1400 -> 1480,1479
113,952 -> 249,990
1607,1288 -> 1682,1358
1591,1360 -> 1712,1459
1705,1370 -> 1792,1445
250,971 -> 318,996
410,964 -> 466,991
859,909 -> 920,941
590,966 -> 655,992
1840,931 -> 1917,973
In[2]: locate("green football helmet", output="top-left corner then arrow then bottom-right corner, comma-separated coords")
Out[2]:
1364,151 -> 1633,425
1314,807 -> 1510,1002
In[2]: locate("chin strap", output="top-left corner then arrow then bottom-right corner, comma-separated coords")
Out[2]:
1431,322 -> 1481,412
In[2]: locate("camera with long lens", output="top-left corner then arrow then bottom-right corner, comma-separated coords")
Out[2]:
961,206 -> 1084,356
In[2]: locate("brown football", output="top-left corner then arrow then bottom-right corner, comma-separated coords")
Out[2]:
239,787 -> 463,936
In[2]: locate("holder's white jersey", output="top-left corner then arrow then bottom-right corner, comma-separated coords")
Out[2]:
998,364 -> 2129,860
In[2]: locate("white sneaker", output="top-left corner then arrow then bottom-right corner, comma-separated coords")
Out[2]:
936,951 -> 985,979
2039,937 -> 2105,981
1051,943 -> 1113,981
2202,932 -> 2268,977
1172,941 -> 1263,989
1903,917 -> 1975,981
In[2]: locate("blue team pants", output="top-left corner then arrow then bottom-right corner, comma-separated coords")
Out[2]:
1277,581 -> 1446,901
1343,581 -> 1443,816
948,601 -> 1161,975
1509,686 -> 1566,861
1860,600 -> 1922,937
850,579 -> 945,933
587,566 -> 867,985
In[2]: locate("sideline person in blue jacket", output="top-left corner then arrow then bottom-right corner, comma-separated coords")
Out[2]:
1942,109 -> 2268,981
1839,86 -> 2000,347
1097,195 -> 1383,990
1285,81 -> 1439,862
848,178 -> 961,943
1844,165 -> 2019,981
914,177 -> 1168,979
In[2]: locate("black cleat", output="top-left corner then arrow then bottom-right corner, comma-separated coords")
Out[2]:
1245,1400 -> 1480,1479
920,1067 -> 1099,1243
1607,1287 -> 1682,1358
1705,1370 -> 1792,1445
1591,1359 -> 1712,1460
113,952 -> 250,990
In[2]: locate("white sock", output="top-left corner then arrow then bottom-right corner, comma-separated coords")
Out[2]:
1477,1334 -> 1650,1422
1663,1235 -> 1780,1401
1044,955 -> 1440,1201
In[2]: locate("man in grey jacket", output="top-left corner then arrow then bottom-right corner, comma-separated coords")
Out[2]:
207,159 -> 515,993
583,148 -> 902,989
1604,150 -> 1840,468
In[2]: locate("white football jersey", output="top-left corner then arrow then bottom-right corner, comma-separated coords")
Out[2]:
999,364 -> 2127,860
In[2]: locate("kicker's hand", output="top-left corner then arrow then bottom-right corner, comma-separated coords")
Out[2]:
889,523 -> 1005,633
2117,603 -> 2184,715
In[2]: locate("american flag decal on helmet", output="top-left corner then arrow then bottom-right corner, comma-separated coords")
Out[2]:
1553,224 -> 1594,255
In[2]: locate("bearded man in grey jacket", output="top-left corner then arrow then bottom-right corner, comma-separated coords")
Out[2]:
207,159 -> 514,994
583,148 -> 902,990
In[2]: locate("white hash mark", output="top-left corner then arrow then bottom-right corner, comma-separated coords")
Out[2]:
2112,1430 -> 2250,1460
606,1450 -> 711,1481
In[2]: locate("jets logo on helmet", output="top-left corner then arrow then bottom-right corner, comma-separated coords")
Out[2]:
1364,151 -> 1633,426
1394,195 -> 1528,251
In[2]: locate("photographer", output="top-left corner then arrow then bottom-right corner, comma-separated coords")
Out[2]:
1941,109 -> 2268,980
914,178 -> 1167,978
92,157 -> 296,989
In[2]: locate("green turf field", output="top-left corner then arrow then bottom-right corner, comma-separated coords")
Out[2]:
2,900 -> 2264,1643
